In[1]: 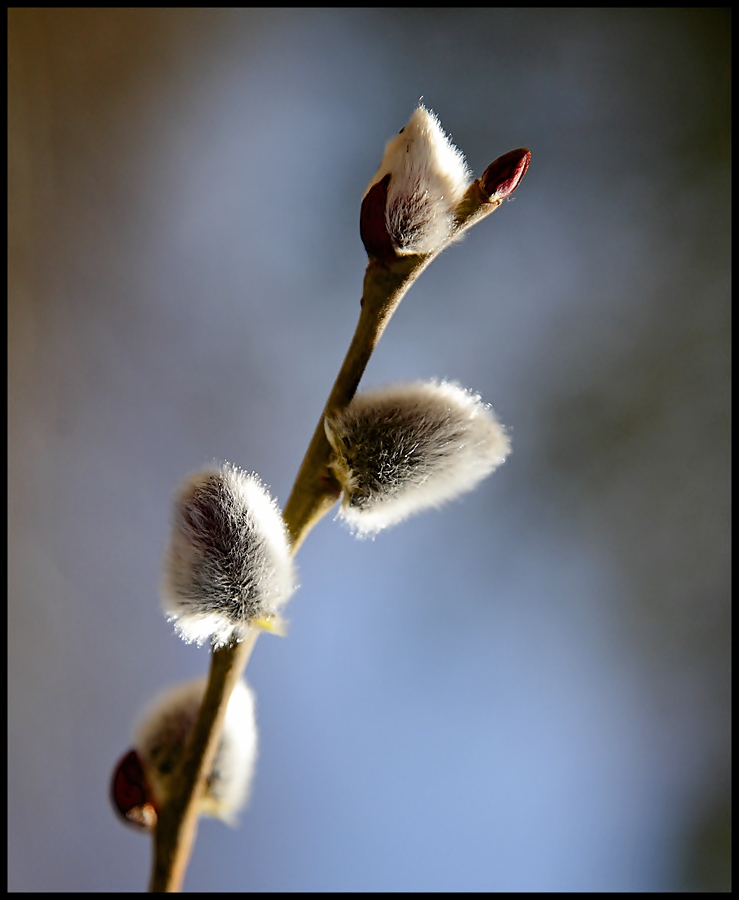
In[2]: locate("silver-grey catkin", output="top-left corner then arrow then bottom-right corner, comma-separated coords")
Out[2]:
325,380 -> 510,536
365,105 -> 471,256
161,463 -> 296,647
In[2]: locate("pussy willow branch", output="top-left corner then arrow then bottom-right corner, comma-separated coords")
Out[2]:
148,172 -> 515,892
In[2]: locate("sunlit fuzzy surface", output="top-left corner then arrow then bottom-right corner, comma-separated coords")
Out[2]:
366,105 -> 471,255
326,380 -> 509,535
162,464 -> 296,646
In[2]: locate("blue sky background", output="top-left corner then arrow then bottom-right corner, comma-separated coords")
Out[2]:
9,9 -> 730,892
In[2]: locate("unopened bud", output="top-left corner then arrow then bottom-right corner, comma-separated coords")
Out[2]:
111,678 -> 258,829
162,463 -> 296,648
325,380 -> 510,536
111,749 -> 158,830
361,105 -> 472,260
480,148 -> 530,202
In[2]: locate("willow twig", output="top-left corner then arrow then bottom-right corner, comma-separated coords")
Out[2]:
147,155 -> 526,891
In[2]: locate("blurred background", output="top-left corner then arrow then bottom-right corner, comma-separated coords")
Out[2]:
8,9 -> 730,892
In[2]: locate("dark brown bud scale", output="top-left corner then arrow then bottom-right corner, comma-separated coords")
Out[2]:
111,749 -> 158,830
359,173 -> 397,263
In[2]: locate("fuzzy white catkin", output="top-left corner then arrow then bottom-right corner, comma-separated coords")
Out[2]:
134,678 -> 258,825
365,105 -> 471,256
325,380 -> 510,536
162,463 -> 296,647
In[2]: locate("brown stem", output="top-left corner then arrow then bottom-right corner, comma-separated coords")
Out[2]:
147,255 -> 425,892
147,148 -> 528,891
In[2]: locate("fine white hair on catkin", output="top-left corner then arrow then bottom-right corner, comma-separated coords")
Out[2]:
161,463 -> 296,647
325,380 -> 511,537
134,678 -> 258,825
365,105 -> 471,256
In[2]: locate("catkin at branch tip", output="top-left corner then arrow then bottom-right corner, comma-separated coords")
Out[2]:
363,104 -> 472,257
